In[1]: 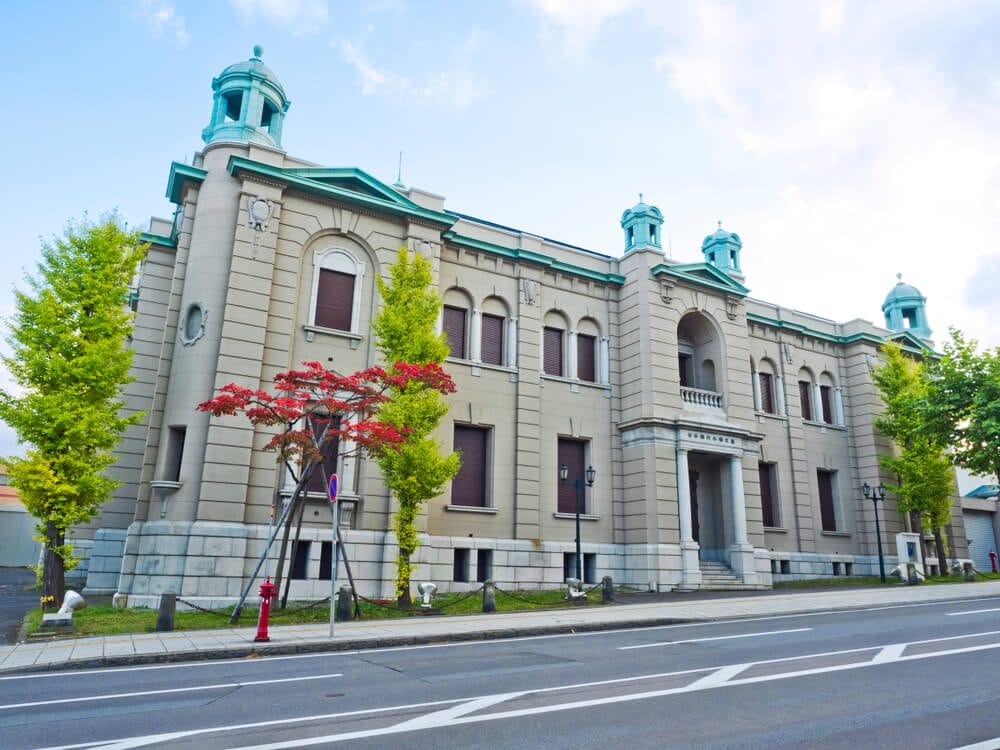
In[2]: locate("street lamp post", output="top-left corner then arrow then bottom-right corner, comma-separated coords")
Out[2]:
560,463 -> 596,582
863,481 -> 887,584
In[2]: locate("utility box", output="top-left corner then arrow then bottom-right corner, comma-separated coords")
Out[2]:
895,532 -> 925,583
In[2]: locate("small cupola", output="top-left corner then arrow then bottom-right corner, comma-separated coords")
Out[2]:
882,273 -> 932,339
701,221 -> 742,274
620,195 -> 663,253
202,46 -> 290,149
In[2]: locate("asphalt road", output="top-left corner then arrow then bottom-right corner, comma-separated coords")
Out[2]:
2,595 -> 999,749
0,568 -> 35,645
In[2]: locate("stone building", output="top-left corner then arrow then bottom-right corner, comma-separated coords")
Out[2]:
76,50 -> 968,606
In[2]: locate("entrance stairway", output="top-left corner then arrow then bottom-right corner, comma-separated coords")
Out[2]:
698,560 -> 746,590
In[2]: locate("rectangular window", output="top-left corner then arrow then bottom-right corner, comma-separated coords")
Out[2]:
557,438 -> 587,514
584,553 -> 597,584
453,548 -> 470,583
758,372 -> 775,414
543,326 -> 563,376
443,305 -> 467,359
305,415 -> 340,494
480,313 -> 504,366
577,333 -> 596,382
452,425 -> 488,507
165,426 -> 186,482
314,269 -> 355,331
820,385 -> 833,424
476,549 -> 493,583
817,469 -> 838,531
798,381 -> 813,421
759,462 -> 779,528
290,540 -> 311,580
678,353 -> 693,387
319,541 -> 333,580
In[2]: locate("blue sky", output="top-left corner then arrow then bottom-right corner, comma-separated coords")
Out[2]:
2,0 -> 999,458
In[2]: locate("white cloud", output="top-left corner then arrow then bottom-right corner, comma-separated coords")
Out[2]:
523,0 -> 641,54
133,0 -> 190,45
334,38 -> 490,110
228,0 -> 329,34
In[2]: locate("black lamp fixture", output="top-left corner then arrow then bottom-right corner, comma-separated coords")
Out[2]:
862,481 -> 887,584
560,463 -> 596,582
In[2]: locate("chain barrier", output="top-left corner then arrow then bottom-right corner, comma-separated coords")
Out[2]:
433,585 -> 485,611
176,597 -> 238,620
270,596 -> 331,619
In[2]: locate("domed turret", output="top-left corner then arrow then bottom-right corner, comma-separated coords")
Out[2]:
202,46 -> 290,149
882,273 -> 931,339
620,195 -> 663,253
701,221 -> 742,274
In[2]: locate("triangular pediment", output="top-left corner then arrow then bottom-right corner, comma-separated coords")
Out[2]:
886,329 -> 935,356
284,167 -> 412,206
226,156 -> 454,227
651,261 -> 749,296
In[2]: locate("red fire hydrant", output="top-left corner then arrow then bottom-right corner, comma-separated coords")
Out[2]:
254,576 -> 276,642
989,550 -> 997,574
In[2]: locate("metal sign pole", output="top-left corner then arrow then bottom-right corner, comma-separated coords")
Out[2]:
328,473 -> 339,638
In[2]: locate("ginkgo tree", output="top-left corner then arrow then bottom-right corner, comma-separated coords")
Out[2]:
196,359 -> 456,608
0,217 -> 146,604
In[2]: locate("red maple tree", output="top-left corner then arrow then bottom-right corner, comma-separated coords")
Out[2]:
197,360 -> 456,608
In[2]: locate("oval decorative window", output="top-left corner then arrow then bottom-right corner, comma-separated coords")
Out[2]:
181,302 -> 206,346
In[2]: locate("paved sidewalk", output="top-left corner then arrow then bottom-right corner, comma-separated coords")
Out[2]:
2,581 -> 999,675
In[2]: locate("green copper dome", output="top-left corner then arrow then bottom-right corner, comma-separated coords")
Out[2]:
621,194 -> 663,253
882,274 -> 931,339
202,46 -> 290,149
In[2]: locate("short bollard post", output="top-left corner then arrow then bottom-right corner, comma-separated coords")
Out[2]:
602,575 -> 614,603
254,576 -> 276,643
482,580 -> 496,613
963,562 -> 976,582
335,585 -> 353,621
155,592 -> 176,632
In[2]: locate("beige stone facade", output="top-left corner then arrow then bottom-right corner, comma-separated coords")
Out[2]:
76,54 -> 969,606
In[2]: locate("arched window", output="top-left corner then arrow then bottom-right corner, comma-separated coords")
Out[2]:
480,296 -> 512,367
310,248 -> 364,333
543,311 -> 570,377
443,288 -> 474,360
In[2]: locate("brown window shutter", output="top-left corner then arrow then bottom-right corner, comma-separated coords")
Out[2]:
759,463 -> 775,527
481,313 -> 504,366
758,372 -> 774,413
305,415 -> 340,493
443,306 -> 467,359
817,470 -> 837,531
577,333 -> 596,382
452,425 -> 487,507
315,270 -> 355,330
798,381 -> 813,421
557,438 -> 586,514
543,327 -> 563,376
820,385 -> 833,424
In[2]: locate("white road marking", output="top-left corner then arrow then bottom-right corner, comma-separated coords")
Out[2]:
38,629 -> 1000,750
0,672 -> 341,711
872,643 -> 906,662
619,626 -> 812,649
946,607 -> 1000,616
951,737 -> 1000,750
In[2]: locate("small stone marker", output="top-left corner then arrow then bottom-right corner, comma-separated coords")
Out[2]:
156,592 -> 177,632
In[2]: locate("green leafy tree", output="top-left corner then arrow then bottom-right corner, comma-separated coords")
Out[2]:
372,248 -> 459,605
872,342 -> 955,570
923,329 -> 1000,487
0,217 -> 146,602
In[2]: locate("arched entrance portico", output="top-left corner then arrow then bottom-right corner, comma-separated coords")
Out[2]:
676,429 -> 759,589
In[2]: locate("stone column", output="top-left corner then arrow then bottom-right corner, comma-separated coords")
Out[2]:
775,375 -> 786,416
676,447 -> 701,591
507,318 -> 518,368
599,336 -> 610,385
568,329 -> 578,380
729,455 -> 748,546
751,369 -> 761,411
728,454 -> 757,585
470,307 -> 481,362
834,387 -> 845,426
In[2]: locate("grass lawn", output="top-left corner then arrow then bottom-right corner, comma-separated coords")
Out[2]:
24,572 -> 1000,638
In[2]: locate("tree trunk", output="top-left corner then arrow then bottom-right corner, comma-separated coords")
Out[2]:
281,496 -> 307,608
396,550 -> 412,608
43,521 -> 66,607
934,528 -> 950,576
